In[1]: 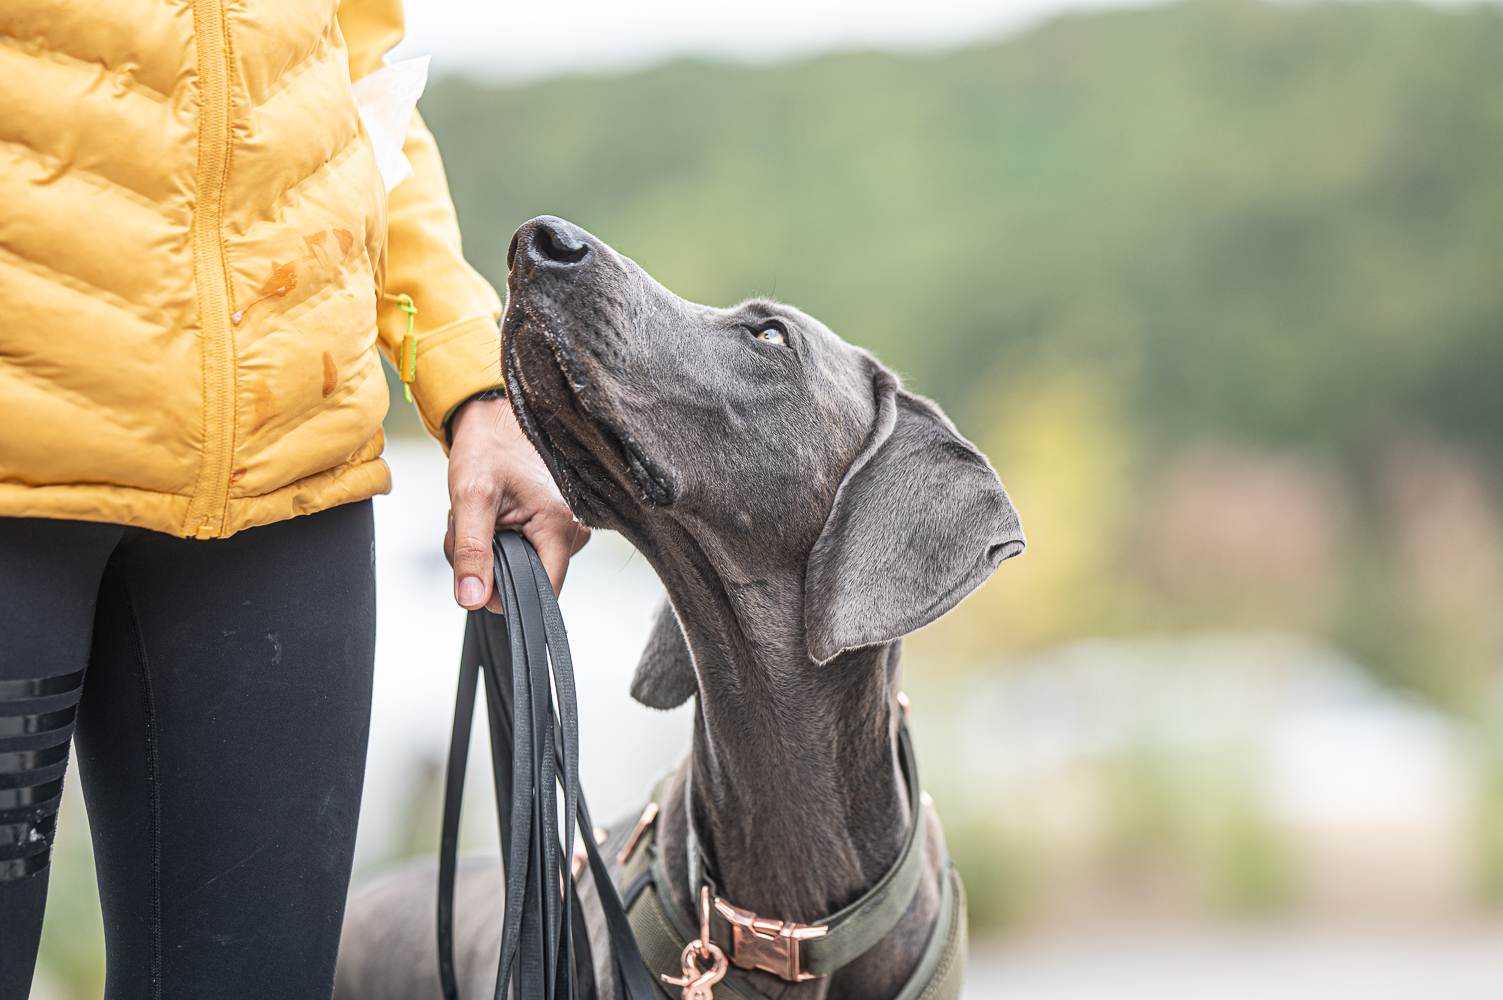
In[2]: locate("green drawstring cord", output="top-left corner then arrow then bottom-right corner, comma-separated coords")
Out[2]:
384,293 -> 418,403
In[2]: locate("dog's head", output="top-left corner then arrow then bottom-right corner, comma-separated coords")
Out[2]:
502,217 -> 1023,696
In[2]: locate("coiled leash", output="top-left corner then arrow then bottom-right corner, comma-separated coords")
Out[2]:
437,530 -> 658,1000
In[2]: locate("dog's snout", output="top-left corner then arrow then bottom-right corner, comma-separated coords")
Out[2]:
511,216 -> 591,272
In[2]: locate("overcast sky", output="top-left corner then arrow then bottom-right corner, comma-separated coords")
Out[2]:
388,0 -> 1163,81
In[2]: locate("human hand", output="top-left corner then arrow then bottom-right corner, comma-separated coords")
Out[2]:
444,395 -> 590,612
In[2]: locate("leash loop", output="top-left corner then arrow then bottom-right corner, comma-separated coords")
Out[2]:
436,530 -> 657,1000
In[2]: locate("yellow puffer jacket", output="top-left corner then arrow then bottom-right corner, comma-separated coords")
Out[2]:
0,0 -> 502,538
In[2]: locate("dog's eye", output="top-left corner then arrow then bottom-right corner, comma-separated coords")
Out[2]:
754,323 -> 787,347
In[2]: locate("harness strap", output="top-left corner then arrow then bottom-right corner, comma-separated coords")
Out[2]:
893,867 -> 966,1000
611,805 -> 775,1000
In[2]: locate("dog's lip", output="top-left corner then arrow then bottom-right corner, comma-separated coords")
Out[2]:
503,300 -> 677,508
503,352 -> 572,496
616,428 -> 675,506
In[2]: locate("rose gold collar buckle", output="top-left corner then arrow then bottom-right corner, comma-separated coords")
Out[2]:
711,897 -> 828,982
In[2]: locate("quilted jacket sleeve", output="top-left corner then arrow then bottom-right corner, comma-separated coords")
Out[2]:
339,0 -> 505,445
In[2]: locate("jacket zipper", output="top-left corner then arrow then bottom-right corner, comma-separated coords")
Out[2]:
185,0 -> 237,539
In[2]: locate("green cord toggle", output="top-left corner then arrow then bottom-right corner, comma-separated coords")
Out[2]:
385,293 -> 418,404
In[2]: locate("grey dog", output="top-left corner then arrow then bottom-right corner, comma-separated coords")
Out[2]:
335,217 -> 1023,1000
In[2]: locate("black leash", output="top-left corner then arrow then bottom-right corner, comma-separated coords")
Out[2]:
437,530 -> 658,1000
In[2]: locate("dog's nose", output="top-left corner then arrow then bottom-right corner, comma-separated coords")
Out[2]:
509,216 -> 591,271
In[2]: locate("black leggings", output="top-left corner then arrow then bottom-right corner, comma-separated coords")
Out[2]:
0,502 -> 376,1000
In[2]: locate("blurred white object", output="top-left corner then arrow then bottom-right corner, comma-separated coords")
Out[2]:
963,924 -> 1503,1000
352,55 -> 430,193
921,634 -> 1478,918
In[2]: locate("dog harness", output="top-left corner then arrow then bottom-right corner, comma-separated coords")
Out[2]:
606,724 -> 968,1000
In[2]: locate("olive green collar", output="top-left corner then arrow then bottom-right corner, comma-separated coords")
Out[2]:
614,720 -> 965,1000
683,722 -> 929,981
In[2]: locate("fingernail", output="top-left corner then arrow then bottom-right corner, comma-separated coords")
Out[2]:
457,576 -> 484,607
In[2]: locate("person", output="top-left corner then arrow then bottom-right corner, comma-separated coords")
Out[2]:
0,1 -> 587,997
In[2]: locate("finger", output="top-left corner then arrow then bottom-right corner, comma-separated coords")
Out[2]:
444,509 -> 504,612
523,513 -> 590,596
450,481 -> 499,611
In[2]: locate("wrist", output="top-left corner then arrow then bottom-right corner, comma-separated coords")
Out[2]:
445,386 -> 507,446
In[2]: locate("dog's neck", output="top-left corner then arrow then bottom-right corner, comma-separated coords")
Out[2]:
643,525 -> 913,932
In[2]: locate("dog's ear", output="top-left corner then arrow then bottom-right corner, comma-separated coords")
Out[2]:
804,367 -> 1025,664
631,598 -> 698,709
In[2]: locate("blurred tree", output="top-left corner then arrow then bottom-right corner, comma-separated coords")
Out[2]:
419,0 -> 1503,459
414,0 -> 1503,711
915,365 -> 1140,662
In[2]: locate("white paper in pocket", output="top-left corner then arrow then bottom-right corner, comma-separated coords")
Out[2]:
351,55 -> 431,194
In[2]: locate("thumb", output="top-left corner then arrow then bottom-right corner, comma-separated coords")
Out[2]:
448,494 -> 503,613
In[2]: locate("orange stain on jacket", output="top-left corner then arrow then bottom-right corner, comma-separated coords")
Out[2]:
232,229 -> 358,325
231,260 -> 299,325
303,230 -> 331,267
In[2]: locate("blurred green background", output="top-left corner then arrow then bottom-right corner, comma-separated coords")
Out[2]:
34,0 -> 1503,994
414,0 -> 1503,934
415,0 -> 1503,708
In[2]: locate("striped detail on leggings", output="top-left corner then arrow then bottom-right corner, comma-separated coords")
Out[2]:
0,669 -> 83,881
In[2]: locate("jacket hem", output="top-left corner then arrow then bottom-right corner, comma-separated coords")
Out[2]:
0,457 -> 393,539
